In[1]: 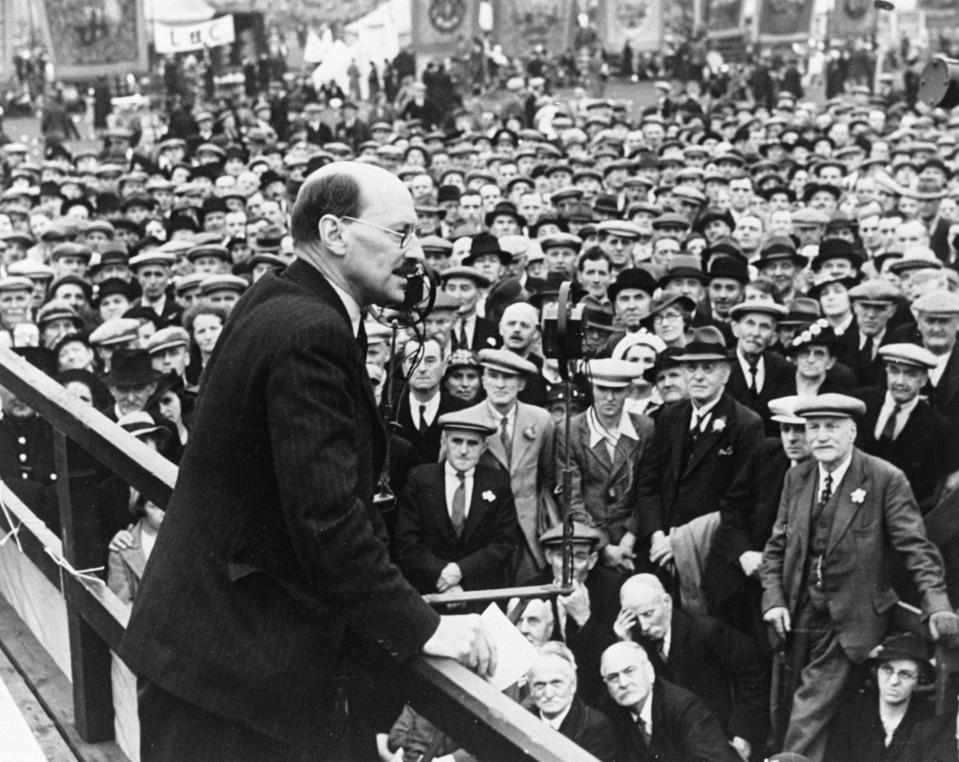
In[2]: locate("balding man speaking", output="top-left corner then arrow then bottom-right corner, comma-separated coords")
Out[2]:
121,163 -> 494,761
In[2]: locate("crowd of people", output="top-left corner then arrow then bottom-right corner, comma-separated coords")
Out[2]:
4,45 -> 959,762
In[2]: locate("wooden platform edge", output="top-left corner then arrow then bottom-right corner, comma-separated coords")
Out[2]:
0,594 -> 129,762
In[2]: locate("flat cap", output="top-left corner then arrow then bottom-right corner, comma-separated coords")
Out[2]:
477,348 -> 537,376
439,266 -> 491,288
145,326 -> 190,355
539,232 -> 583,251
7,260 -> 55,280
36,299 -> 82,327
129,252 -> 176,269
878,343 -> 939,369
848,279 -> 901,304
597,220 -> 642,239
50,242 -> 93,262
539,521 -> 605,548
0,275 -> 33,292
911,290 -> 959,315
436,410 -> 496,437
729,301 -> 788,321
794,393 -> 867,419
186,244 -> 231,263
199,274 -> 248,295
768,396 -> 807,425
88,317 -> 140,346
586,358 -> 644,388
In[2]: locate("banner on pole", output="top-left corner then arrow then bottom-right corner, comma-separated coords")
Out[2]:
705,0 -> 744,38
154,15 -> 236,55
828,0 -> 875,39
39,0 -> 148,78
495,0 -> 574,57
600,0 -> 664,53
411,0 -> 481,57
756,0 -> 815,42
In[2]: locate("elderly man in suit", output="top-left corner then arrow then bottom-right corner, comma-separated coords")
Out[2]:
441,265 -> 501,351
912,291 -> 959,496
725,301 -> 794,435
761,393 -> 959,762
614,574 -> 768,761
121,163 -> 493,761
856,343 -> 953,512
599,641 -> 740,762
528,642 -> 616,762
636,326 -> 764,614
556,358 -> 655,572
464,347 -> 556,580
394,410 -> 520,596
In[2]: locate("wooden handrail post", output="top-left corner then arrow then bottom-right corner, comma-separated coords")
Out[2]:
54,430 -> 114,743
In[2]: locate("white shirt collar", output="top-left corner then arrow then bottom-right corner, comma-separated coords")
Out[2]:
736,349 -> 766,392
689,394 -> 722,429
875,391 -> 920,440
818,452 -> 853,493
540,703 -> 573,731
409,391 -> 441,429
587,407 -> 638,449
328,280 -> 363,338
930,349 -> 952,386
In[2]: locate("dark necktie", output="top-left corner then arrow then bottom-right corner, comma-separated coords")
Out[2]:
747,360 -> 758,398
690,411 -> 706,444
458,321 -> 469,348
356,321 -> 367,356
880,404 -> 902,442
500,415 -> 512,466
819,472 -> 833,509
450,471 -> 466,537
636,717 -> 651,748
419,404 -> 428,432
862,334 -> 874,360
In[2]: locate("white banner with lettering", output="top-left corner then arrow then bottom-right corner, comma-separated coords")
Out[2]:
154,15 -> 235,54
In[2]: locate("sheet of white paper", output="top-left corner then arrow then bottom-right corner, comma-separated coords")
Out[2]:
481,602 -> 537,691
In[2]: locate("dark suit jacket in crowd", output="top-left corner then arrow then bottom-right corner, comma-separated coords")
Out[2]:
120,260 -> 440,745
392,462 -> 520,593
926,347 -> 959,458
452,314 -> 503,353
633,608 -> 769,750
726,350 -> 795,435
601,679 -> 740,762
545,696 -> 616,762
636,392 -> 763,540
856,387 -> 954,511
393,392 -> 469,464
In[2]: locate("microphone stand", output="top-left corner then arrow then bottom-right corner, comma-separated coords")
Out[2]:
372,319 -> 400,512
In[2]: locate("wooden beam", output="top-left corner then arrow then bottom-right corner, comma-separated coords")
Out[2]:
0,346 -> 176,507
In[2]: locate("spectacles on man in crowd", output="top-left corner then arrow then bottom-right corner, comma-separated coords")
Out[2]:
877,664 -> 918,682
341,216 -> 416,250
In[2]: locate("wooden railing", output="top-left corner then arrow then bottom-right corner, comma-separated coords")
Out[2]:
0,345 -> 597,762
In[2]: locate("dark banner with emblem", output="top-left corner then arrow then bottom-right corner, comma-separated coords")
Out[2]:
705,0 -> 744,39
38,0 -> 148,78
756,0 -> 815,41
411,0 -> 481,58
494,0 -> 575,57
829,0 -> 876,38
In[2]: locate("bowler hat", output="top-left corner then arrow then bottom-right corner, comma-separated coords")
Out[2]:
105,348 -> 163,386
811,238 -> 864,272
484,201 -> 526,230
464,233 -> 511,267
607,268 -> 657,302
673,326 -> 731,362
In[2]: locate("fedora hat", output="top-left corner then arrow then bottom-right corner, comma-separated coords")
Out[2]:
673,326 -> 731,362
484,201 -> 527,229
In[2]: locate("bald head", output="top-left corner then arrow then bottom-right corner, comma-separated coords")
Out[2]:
289,161 -> 423,309
500,301 -> 540,353
620,573 -> 666,603
620,573 -> 672,643
291,161 -> 412,248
